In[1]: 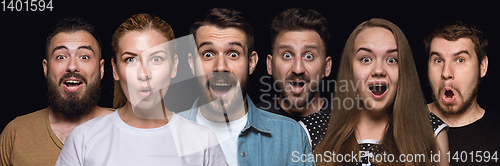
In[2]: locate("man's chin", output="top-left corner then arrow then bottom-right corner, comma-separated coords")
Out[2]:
435,102 -> 468,116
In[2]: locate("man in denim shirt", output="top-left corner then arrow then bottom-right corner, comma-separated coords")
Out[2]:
179,8 -> 314,166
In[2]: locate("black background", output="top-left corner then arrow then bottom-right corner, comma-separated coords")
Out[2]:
1,1 -> 498,130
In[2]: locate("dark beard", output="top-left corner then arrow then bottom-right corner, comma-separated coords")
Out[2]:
431,83 -> 479,116
275,74 -> 316,108
46,73 -> 101,120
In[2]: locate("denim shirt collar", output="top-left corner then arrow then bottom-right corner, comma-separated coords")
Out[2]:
188,95 -> 272,135
241,96 -> 272,134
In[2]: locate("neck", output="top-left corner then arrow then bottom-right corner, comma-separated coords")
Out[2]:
200,97 -> 248,123
428,100 -> 484,127
278,93 -> 323,117
355,108 -> 390,140
118,102 -> 173,129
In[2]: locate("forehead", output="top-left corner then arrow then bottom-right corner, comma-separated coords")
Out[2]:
430,37 -> 475,56
275,30 -> 323,50
196,26 -> 247,48
50,31 -> 98,52
354,27 -> 396,50
118,30 -> 169,54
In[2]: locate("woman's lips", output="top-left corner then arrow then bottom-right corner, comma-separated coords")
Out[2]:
368,81 -> 388,100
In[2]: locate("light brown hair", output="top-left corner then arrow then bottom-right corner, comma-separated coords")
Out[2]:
111,13 -> 175,109
314,18 -> 438,166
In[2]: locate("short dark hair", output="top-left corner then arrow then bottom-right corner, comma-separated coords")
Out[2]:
46,17 -> 101,59
189,8 -> 254,55
270,8 -> 330,54
424,20 -> 488,64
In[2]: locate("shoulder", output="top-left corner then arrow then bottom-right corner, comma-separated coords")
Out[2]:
259,108 -> 298,124
95,106 -> 114,117
256,108 -> 307,135
3,108 -> 49,133
429,112 -> 448,137
13,108 -> 49,123
481,110 -> 500,129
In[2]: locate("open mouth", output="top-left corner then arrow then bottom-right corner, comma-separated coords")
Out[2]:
210,82 -> 233,95
444,90 -> 454,99
441,88 -> 457,103
368,82 -> 388,98
208,73 -> 237,99
288,80 -> 306,94
62,79 -> 83,92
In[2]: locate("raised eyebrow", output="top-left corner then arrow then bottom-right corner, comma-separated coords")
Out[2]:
304,44 -> 319,50
198,41 -> 212,49
121,51 -> 138,57
356,47 -> 372,53
228,41 -> 243,48
277,44 -> 293,50
52,45 -> 68,54
429,51 -> 441,57
78,45 -> 95,53
387,49 -> 398,54
454,50 -> 471,57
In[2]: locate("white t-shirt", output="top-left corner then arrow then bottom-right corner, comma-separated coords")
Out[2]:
56,110 -> 227,166
196,108 -> 247,166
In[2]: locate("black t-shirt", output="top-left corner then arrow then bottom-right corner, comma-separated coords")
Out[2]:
447,110 -> 500,165
256,99 -> 331,150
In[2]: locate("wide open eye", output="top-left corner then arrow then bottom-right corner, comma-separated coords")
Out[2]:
361,57 -> 372,63
204,52 -> 214,58
228,52 -> 239,58
283,53 -> 292,59
304,53 -> 313,60
150,56 -> 163,65
387,57 -> 398,64
125,57 -> 137,63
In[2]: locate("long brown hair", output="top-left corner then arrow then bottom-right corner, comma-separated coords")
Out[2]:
314,18 -> 438,166
111,13 -> 175,109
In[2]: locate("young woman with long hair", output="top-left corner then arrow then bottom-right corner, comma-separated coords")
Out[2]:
314,18 -> 448,166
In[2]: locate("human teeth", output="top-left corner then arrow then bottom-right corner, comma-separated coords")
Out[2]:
65,80 -> 80,84
214,83 -> 230,86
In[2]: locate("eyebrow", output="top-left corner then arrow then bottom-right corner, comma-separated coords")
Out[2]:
430,50 -> 471,57
52,45 -> 68,54
148,50 -> 166,56
356,47 -> 397,54
454,50 -> 471,57
78,45 -> 95,54
122,51 -> 138,56
198,41 -> 244,49
277,44 -> 293,50
198,41 -> 212,49
51,45 -> 95,54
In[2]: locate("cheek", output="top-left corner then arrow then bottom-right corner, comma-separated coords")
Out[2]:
388,68 -> 399,85
305,63 -> 324,79
352,67 -> 369,85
